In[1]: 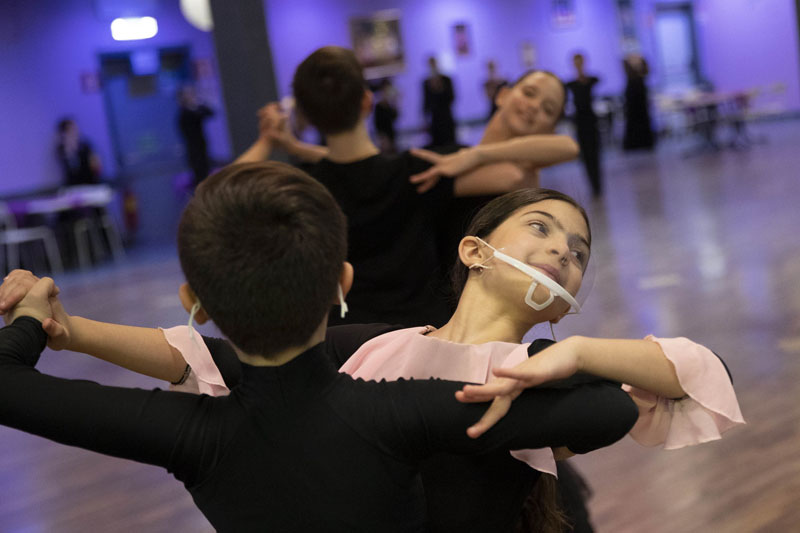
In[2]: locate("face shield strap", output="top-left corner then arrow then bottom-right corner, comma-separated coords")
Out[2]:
187,301 -> 202,343
468,261 -> 494,271
474,237 -> 582,314
337,284 -> 349,319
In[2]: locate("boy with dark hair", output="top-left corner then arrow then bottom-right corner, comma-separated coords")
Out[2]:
177,162 -> 347,355
292,46 -> 366,135
238,46 -> 579,327
0,162 -> 636,532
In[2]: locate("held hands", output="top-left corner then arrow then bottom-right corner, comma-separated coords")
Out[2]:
456,338 -> 582,438
408,147 -> 483,193
257,102 -> 296,150
0,270 -> 72,350
1,274 -> 57,323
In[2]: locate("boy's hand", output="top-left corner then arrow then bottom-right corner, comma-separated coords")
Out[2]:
6,277 -> 58,325
1,270 -> 72,350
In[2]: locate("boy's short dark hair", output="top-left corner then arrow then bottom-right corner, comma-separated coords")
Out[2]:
177,161 -> 347,357
292,46 -> 366,135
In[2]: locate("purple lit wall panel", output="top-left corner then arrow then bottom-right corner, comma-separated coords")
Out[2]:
264,0 -> 800,132
694,0 -> 800,110
264,0 -> 627,131
632,0 -> 798,107
0,0 -> 229,195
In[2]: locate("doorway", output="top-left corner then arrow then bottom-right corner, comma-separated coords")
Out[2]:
654,4 -> 702,91
99,47 -> 193,244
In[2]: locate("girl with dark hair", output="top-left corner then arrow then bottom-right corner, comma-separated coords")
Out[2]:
339,188 -> 743,532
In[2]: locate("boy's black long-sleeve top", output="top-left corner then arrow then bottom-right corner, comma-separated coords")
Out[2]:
0,317 -> 638,532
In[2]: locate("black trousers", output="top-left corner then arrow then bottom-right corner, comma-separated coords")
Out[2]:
575,120 -> 602,196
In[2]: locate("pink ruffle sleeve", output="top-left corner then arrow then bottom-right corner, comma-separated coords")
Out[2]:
160,326 -> 230,397
340,327 -> 558,476
623,335 -> 745,449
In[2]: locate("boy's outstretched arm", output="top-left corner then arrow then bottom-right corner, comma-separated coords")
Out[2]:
0,270 -> 187,383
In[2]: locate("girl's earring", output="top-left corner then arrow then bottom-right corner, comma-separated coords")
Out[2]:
468,262 -> 493,273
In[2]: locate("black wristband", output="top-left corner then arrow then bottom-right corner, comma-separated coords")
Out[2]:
171,364 -> 192,385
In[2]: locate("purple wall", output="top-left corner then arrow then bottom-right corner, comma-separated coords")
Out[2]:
3,0 -> 797,197
0,0 -> 230,196
264,0 -> 627,131
264,0 -> 800,131
611,0 -> 799,108
694,0 -> 800,110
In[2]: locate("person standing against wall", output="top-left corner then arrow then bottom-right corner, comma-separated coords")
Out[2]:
482,60 -> 508,119
566,53 -> 603,197
56,118 -> 102,186
373,78 -> 399,153
622,54 -> 655,151
176,86 -> 215,185
423,56 -> 457,147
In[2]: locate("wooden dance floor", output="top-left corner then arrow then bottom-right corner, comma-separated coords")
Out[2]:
1,120 -> 798,531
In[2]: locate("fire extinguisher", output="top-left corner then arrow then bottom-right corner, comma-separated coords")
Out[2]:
122,187 -> 139,237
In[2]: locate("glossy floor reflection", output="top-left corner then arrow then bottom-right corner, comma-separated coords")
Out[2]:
1,120 -> 798,532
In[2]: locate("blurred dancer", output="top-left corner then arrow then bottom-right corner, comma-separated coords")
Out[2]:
622,54 -> 655,150
177,86 -> 215,185
373,79 -> 399,153
566,53 -> 603,197
483,60 -> 508,118
423,56 -> 457,147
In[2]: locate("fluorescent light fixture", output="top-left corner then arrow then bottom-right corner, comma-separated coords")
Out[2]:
180,0 -> 213,31
111,17 -> 158,41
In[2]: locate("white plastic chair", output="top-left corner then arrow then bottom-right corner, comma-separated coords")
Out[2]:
66,185 -> 126,270
0,202 -> 63,274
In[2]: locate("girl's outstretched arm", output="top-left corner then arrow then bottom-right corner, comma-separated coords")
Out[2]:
0,270 -> 187,383
409,135 -> 579,196
458,336 -> 685,400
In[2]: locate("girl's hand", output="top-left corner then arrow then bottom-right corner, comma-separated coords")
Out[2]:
457,376 -> 523,438
408,147 -> 483,193
491,338 -> 581,387
455,339 -> 582,432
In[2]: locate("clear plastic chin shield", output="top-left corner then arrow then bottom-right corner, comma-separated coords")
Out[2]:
471,237 -> 593,315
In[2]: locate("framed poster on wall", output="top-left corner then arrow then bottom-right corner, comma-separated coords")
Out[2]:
552,0 -> 577,29
452,22 -> 471,56
349,10 -> 405,79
